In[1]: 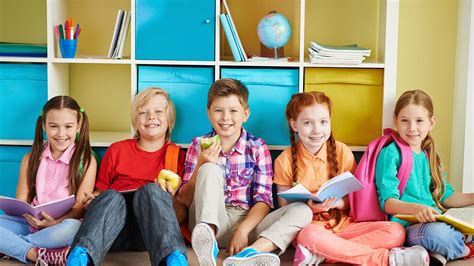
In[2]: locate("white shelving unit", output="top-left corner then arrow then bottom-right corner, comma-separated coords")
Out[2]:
0,0 -> 399,151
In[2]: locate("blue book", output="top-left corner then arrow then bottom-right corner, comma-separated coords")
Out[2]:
219,14 -> 242,62
225,14 -> 244,61
278,172 -> 363,203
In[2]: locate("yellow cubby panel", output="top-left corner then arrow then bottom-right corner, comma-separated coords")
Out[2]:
67,0 -> 130,58
222,0 -> 300,59
69,64 -> 131,132
0,0 -> 46,44
304,68 -> 384,146
305,0 -> 380,61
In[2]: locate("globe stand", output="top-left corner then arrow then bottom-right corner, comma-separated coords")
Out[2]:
273,47 -> 278,59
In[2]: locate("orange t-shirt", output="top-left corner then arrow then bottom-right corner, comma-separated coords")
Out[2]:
273,140 -> 357,232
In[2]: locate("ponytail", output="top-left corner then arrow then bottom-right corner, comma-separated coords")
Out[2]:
68,110 -> 92,196
289,127 -> 298,185
26,115 -> 46,203
422,133 -> 446,212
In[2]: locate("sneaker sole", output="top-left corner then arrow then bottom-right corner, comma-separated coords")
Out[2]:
191,224 -> 217,266
223,253 -> 280,266
294,244 -> 311,266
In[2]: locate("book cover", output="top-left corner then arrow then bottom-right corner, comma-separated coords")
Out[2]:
116,10 -> 131,59
219,14 -> 242,62
222,0 -> 247,61
395,206 -> 474,235
107,9 -> 124,59
0,195 -> 76,220
278,172 -> 363,203
309,41 -> 371,57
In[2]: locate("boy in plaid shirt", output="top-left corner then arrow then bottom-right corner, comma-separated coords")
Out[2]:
178,78 -> 312,265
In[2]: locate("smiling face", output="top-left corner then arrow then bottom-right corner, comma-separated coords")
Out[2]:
44,108 -> 79,159
290,103 -> 331,155
207,95 -> 249,143
394,103 -> 435,153
135,94 -> 169,142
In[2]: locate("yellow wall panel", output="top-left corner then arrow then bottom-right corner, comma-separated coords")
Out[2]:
0,0 -> 46,44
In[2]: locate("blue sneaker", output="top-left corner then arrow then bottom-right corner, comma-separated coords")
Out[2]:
166,250 -> 188,266
66,246 -> 89,266
191,223 -> 218,266
223,248 -> 280,266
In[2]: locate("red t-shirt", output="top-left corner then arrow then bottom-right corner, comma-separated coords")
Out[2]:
95,139 -> 186,192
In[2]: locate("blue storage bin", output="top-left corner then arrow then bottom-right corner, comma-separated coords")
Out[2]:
0,64 -> 47,140
221,68 -> 299,146
138,66 -> 214,144
0,146 -> 31,198
136,0 -> 215,61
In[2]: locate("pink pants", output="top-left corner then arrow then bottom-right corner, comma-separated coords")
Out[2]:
296,221 -> 405,266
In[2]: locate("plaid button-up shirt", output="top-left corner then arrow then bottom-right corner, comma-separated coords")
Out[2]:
183,128 -> 274,209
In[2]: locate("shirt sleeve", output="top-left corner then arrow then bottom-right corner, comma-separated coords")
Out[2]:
440,172 -> 455,203
251,141 -> 274,208
95,144 -> 115,191
273,150 -> 293,186
375,144 -> 402,211
340,143 -> 357,173
182,137 -> 200,185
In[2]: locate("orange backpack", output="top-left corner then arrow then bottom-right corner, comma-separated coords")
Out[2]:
164,143 -> 192,243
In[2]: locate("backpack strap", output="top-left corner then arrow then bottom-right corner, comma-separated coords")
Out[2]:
390,131 -> 414,195
165,143 -> 180,173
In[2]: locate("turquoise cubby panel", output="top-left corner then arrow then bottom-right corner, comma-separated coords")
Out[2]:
137,66 -> 214,144
220,68 -> 299,146
136,0 -> 215,61
0,63 -> 47,140
0,146 -> 31,198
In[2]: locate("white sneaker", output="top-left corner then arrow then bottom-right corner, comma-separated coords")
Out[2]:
389,245 -> 429,266
293,244 -> 325,266
191,223 -> 218,266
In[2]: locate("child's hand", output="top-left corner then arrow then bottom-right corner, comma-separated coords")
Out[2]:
23,212 -> 58,229
411,204 -> 439,223
82,192 -> 96,209
155,179 -> 178,196
307,197 -> 338,213
197,141 -> 221,165
227,226 -> 249,256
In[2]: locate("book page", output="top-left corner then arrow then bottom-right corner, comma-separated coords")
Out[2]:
315,172 -> 363,201
444,206 -> 474,225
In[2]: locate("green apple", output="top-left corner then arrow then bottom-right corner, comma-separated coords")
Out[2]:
200,135 -> 220,149
157,169 -> 181,190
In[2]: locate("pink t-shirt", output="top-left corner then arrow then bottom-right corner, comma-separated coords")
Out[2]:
33,143 -> 75,205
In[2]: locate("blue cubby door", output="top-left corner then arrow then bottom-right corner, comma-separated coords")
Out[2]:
0,64 -> 47,140
0,146 -> 31,198
138,66 -> 214,144
136,0 -> 215,61
221,68 -> 299,146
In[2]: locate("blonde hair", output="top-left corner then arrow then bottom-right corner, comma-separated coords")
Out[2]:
285,91 -> 342,225
395,90 -> 446,211
131,87 -> 176,142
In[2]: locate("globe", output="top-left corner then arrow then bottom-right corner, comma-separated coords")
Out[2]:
257,11 -> 292,49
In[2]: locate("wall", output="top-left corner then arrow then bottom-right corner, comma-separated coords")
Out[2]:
397,0 -> 459,188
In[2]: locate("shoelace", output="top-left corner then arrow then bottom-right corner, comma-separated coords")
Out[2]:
36,248 -> 67,266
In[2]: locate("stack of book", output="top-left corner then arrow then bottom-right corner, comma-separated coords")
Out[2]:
0,42 -> 47,57
220,0 -> 247,62
108,9 -> 131,59
308,41 -> 371,65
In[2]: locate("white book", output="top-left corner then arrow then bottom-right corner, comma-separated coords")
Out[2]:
222,0 -> 247,61
308,48 -> 365,60
116,11 -> 131,59
310,41 -> 371,57
108,9 -> 125,59
113,10 -> 129,59
278,172 -> 363,203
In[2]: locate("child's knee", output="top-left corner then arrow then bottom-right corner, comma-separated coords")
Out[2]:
287,202 -> 313,226
379,222 -> 406,247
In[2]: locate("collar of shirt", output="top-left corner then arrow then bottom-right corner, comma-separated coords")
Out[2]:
41,142 -> 76,164
298,140 -> 327,163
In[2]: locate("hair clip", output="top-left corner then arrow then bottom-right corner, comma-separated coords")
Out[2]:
79,107 -> 85,113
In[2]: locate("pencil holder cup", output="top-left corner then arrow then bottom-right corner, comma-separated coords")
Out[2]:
59,39 -> 77,58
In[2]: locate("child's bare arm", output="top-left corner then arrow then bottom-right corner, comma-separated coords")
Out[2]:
16,153 -> 31,202
442,192 -> 474,208
276,184 -> 291,207
384,198 -> 439,223
228,202 -> 270,255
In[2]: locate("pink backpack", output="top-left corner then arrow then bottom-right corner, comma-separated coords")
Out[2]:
348,128 -> 413,221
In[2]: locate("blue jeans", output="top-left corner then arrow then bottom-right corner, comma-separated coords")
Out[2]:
405,222 -> 466,260
71,184 -> 186,266
0,214 -> 81,263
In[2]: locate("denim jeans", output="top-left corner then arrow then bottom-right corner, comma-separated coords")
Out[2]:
0,214 -> 81,263
405,222 -> 466,260
70,184 -> 186,266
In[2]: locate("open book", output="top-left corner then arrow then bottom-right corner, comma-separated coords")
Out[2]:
0,195 -> 75,220
278,172 -> 363,203
395,206 -> 474,234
